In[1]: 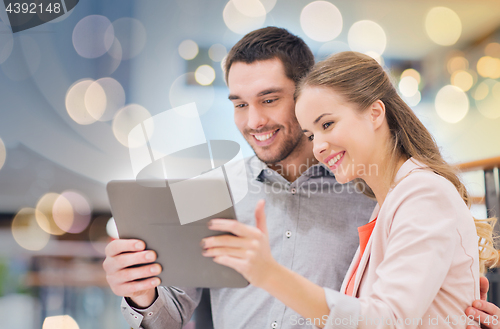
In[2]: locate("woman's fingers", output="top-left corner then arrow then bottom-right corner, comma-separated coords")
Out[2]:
208,219 -> 262,239
466,301 -> 500,329
202,246 -> 247,259
480,276 -> 490,301
202,234 -> 252,250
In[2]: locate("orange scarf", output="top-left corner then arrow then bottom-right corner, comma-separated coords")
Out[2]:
345,218 -> 377,297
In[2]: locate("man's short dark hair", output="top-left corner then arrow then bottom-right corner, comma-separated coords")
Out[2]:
224,26 -> 314,85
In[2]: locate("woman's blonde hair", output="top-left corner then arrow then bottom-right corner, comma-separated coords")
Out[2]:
297,51 -> 498,274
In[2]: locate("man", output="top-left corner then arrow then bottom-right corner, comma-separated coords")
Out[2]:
103,27 -> 499,329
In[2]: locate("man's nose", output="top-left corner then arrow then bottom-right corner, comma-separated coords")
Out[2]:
247,105 -> 268,130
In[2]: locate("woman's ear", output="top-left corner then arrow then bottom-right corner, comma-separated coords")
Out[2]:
370,100 -> 386,130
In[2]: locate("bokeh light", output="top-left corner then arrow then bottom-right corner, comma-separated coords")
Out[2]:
112,104 -> 154,148
300,1 -> 343,42
108,17 -> 147,60
232,0 -> 266,17
425,7 -> 462,46
195,65 -> 216,86
399,76 -> 419,97
52,194 -> 74,234
98,37 -> 123,76
83,80 -> 107,121
477,56 -> 500,79
178,40 -> 199,60
65,79 -> 100,125
107,37 -> 123,61
221,55 -> 227,76
401,69 -> 421,85
106,218 -> 119,239
365,51 -> 385,66
447,56 -> 468,74
317,41 -> 350,60
89,215 -> 112,255
12,208 -> 51,251
435,85 -> 469,123
36,193 -> 66,235
404,91 -> 421,107
348,20 -> 387,56
451,70 -> 474,92
475,79 -> 500,119
86,78 -> 126,122
72,15 -> 114,59
259,0 -> 277,13
208,44 -> 227,62
42,315 -> 79,329
473,81 -> 489,101
485,42 -> 500,58
223,0 -> 266,35
0,20 -> 13,65
53,191 -> 92,234
169,73 -> 215,116
0,137 -> 5,171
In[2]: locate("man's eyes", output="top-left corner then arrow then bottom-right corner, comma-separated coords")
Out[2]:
263,98 -> 278,104
233,98 -> 278,108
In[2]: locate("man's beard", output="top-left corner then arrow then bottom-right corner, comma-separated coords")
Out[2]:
246,125 -> 304,165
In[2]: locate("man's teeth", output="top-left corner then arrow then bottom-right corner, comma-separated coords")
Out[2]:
255,130 -> 277,141
327,153 -> 343,166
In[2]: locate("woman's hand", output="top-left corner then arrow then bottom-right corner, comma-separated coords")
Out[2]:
203,199 -> 330,324
466,276 -> 500,329
201,199 -> 280,288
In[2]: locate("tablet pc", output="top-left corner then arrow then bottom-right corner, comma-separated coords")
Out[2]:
106,178 -> 249,288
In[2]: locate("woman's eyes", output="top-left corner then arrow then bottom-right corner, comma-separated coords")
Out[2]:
306,122 -> 334,141
322,121 -> 334,129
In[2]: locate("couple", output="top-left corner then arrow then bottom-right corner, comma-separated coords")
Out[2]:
104,27 -> 499,329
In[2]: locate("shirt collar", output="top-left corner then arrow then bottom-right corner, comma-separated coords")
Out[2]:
247,156 -> 268,181
393,157 -> 429,186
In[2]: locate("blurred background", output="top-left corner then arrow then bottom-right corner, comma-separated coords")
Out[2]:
0,0 -> 500,328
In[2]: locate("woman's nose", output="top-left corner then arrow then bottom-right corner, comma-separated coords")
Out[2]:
313,139 -> 329,157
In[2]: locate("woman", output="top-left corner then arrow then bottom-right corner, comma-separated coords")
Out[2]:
202,51 -> 498,328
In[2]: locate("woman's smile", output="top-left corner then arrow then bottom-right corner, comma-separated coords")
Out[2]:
324,151 -> 345,170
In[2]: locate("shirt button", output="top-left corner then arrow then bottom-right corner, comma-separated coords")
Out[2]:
290,188 -> 296,194
285,231 -> 292,238
147,312 -> 153,316
272,322 -> 278,328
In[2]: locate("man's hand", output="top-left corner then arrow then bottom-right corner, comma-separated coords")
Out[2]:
466,276 -> 500,329
201,199 -> 280,288
103,239 -> 162,308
